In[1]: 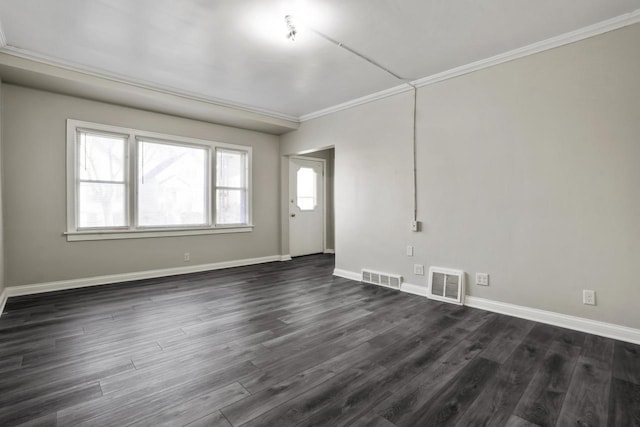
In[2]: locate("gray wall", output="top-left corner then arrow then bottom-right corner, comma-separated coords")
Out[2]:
0,79 -> 4,296
282,24 -> 640,329
2,85 -> 281,287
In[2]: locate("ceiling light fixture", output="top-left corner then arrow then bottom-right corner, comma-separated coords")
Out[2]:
283,15 -> 405,81
285,15 -> 297,41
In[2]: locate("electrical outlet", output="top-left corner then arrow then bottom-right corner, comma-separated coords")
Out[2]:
583,290 -> 596,305
414,264 -> 424,275
476,273 -> 489,286
406,245 -> 414,257
184,252 -> 190,262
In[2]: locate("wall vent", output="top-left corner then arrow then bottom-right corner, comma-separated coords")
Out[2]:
428,267 -> 465,305
361,269 -> 402,290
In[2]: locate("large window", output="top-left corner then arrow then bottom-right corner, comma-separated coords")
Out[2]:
66,120 -> 252,240
138,140 -> 208,227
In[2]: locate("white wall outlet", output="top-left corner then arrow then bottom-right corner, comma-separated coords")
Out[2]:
411,220 -> 421,232
476,273 -> 489,286
406,245 -> 414,256
583,290 -> 596,305
414,264 -> 424,275
184,252 -> 190,262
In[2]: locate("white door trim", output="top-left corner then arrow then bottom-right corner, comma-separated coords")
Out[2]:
289,156 -> 327,256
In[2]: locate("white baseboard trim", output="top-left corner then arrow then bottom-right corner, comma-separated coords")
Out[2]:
7,261 -> 638,345
6,255 -> 286,298
400,282 -> 429,297
324,249 -> 335,254
465,296 -> 640,345
333,268 -> 361,282
334,268 -> 429,297
0,289 -> 7,317
331,267 -> 640,344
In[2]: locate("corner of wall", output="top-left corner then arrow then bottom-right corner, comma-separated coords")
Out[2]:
0,289 -> 6,317
279,154 -> 290,256
0,77 -> 5,302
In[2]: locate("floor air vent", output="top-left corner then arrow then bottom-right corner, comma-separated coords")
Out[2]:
361,269 -> 402,290
428,267 -> 465,305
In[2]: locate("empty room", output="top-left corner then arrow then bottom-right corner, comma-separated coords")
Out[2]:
0,1 -> 639,426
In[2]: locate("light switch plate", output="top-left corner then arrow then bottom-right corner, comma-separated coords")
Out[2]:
476,273 -> 489,286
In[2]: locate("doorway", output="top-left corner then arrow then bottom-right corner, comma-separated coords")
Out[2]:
289,156 -> 325,257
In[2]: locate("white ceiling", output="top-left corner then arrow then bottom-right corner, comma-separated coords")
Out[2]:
0,0 -> 639,121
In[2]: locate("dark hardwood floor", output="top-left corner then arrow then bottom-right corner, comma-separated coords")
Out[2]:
1,254 -> 639,426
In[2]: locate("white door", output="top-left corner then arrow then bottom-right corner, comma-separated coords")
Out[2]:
289,157 -> 325,257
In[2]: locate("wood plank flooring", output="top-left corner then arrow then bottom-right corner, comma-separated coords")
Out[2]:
0,254 -> 639,426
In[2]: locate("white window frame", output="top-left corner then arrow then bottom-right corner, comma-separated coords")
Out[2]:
66,119 -> 253,241
215,148 -> 250,226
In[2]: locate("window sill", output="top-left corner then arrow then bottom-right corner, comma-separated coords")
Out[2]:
64,225 -> 254,241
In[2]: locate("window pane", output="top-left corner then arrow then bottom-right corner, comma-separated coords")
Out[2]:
217,150 -> 245,188
297,197 -> 315,210
216,189 -> 247,224
296,167 -> 317,210
138,141 -> 208,227
78,132 -> 125,182
78,182 -> 126,228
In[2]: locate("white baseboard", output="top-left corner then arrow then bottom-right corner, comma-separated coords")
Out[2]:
0,289 -> 7,317
333,268 -> 361,281
6,261 -> 639,345
5,255 -> 287,298
400,282 -> 429,297
334,268 -> 428,297
324,249 -> 335,254
465,296 -> 640,345
332,267 -> 640,345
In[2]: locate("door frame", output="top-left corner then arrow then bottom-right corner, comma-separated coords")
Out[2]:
289,155 -> 327,256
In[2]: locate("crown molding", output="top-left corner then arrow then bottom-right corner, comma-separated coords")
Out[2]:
412,8 -> 640,89
0,45 -> 299,124
299,83 -> 413,122
301,9 -> 640,122
0,9 -> 637,125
